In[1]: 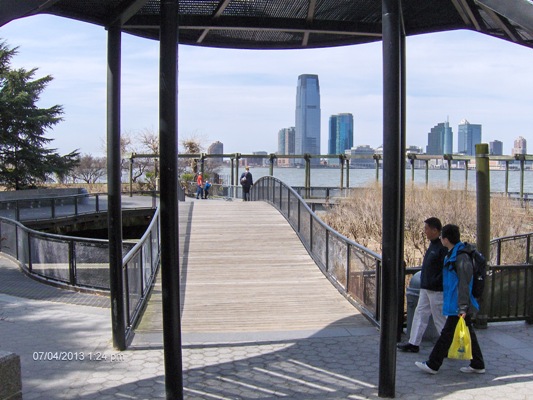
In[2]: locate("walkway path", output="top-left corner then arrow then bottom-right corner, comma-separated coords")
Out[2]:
1,198 -> 533,399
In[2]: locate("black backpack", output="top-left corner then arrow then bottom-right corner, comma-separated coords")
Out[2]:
458,243 -> 487,299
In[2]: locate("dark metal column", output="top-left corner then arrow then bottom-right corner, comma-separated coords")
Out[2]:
380,0 -> 404,397
397,29 -> 406,343
159,1 -> 183,399
475,144 -> 490,329
107,23 -> 125,351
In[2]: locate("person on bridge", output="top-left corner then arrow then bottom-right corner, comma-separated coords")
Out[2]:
203,180 -> 212,199
415,224 -> 485,375
240,166 -> 253,201
196,173 -> 204,199
397,217 -> 447,353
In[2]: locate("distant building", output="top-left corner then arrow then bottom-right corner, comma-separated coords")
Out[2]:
295,74 -> 321,166
426,120 -> 452,155
489,140 -> 503,156
328,113 -> 354,165
207,141 -> 224,166
458,119 -> 482,156
346,145 -> 375,168
244,151 -> 268,167
512,136 -> 527,156
406,145 -> 425,168
277,127 -> 295,167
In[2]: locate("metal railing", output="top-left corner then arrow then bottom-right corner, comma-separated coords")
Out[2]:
122,207 -> 161,342
0,192 -> 105,222
252,176 -> 382,325
0,192 -> 161,345
487,233 -> 533,323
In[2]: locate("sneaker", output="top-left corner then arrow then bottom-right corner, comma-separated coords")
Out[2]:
460,366 -> 486,374
397,342 -> 419,353
415,361 -> 438,375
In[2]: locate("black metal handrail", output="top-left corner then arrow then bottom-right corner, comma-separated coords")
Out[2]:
0,192 -> 162,346
251,176 -> 382,325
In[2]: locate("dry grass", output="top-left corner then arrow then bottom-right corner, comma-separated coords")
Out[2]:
321,183 -> 532,267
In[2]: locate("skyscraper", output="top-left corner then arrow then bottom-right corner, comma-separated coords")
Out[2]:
489,140 -> 503,155
512,136 -> 527,156
328,113 -> 354,164
426,121 -> 452,155
458,119 -> 482,156
277,127 -> 295,167
295,74 -> 321,166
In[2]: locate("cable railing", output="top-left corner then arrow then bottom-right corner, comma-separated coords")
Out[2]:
251,176 -> 382,325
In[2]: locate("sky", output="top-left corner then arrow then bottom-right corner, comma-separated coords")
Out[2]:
1,14 -> 533,158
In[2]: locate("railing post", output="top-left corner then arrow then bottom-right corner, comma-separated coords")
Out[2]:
476,143 -> 490,329
464,160 -> 469,191
96,194 -> 100,212
339,155 -> 345,189
129,155 -> 134,197
325,230 -> 329,272
445,154 -> 452,188
69,240 -> 76,286
51,198 -> 56,219
269,154 -> 275,176
374,155 -> 380,182
346,158 -> 350,189
425,159 -> 429,186
505,160 -> 509,196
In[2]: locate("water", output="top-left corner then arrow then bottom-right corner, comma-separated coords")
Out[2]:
219,166 -> 533,194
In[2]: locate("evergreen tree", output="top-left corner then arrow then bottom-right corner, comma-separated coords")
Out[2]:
0,40 -> 79,190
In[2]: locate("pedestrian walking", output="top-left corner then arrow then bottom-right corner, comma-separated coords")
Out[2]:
415,224 -> 485,375
397,217 -> 447,353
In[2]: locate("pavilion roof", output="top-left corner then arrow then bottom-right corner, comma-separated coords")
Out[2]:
1,0 -> 533,50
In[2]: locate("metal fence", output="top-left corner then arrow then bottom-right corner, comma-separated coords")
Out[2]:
487,233 -> 533,323
0,192 -> 106,222
0,192 -> 161,345
252,176 -> 382,325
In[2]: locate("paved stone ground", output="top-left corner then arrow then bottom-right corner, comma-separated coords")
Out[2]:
1,253 -> 533,399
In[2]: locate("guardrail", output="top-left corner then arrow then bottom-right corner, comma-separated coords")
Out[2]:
0,192 -> 161,346
488,233 -> 533,323
251,176 -> 382,325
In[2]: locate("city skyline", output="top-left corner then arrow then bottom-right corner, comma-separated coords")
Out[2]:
1,15 -> 533,157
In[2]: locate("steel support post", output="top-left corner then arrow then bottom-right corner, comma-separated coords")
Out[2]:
380,0 -> 404,397
106,23 -> 126,351
346,158 -> 350,188
475,144 -> 490,329
159,1 -> 184,398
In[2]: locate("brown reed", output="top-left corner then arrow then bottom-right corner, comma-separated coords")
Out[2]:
321,183 -> 532,267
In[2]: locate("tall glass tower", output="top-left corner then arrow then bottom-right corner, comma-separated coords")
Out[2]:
295,74 -> 321,166
458,119 -> 482,155
426,121 -> 452,155
328,113 -> 354,165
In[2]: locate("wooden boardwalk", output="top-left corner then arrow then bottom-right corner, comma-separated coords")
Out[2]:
136,199 -> 371,337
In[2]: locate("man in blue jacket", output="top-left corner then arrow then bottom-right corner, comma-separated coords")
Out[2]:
398,217 -> 447,353
415,224 -> 485,375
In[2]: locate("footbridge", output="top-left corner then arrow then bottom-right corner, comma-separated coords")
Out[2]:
136,198 -> 375,342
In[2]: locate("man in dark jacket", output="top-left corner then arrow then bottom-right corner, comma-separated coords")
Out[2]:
398,217 -> 448,353
240,166 -> 253,201
415,224 -> 485,374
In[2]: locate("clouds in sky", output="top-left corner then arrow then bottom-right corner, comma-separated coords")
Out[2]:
1,14 -> 532,157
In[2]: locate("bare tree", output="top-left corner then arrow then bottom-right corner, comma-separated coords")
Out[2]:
71,154 -> 107,184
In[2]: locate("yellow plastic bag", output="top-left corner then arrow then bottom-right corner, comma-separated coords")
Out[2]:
448,316 -> 472,360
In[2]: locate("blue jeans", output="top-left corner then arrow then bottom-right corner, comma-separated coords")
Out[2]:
196,186 -> 203,199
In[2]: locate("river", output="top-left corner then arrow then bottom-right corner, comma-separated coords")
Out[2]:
218,166 -> 533,194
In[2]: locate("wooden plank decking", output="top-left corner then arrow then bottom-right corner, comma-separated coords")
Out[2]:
136,199 -> 370,336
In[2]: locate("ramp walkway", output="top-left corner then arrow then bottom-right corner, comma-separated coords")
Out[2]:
135,199 -> 372,345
